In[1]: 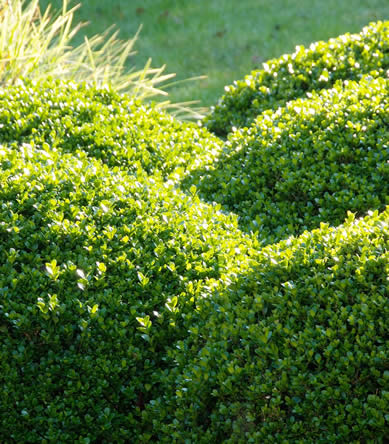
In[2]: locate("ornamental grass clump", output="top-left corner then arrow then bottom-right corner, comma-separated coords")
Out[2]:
0,0 -> 203,119
186,75 -> 389,245
205,21 -> 389,136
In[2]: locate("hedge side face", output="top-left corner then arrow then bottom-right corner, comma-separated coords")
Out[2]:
0,135 -> 259,442
186,76 -> 389,245
204,21 -> 389,137
151,209 -> 389,442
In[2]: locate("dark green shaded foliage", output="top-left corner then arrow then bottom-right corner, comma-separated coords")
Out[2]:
186,76 -> 389,244
149,209 -> 389,442
205,21 -> 389,136
0,80 -> 222,180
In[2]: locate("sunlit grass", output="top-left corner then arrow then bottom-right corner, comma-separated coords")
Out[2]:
39,0 -> 389,107
0,0 -> 205,119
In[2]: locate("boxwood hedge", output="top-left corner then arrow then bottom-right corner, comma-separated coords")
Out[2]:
150,208 -> 389,443
205,21 -> 389,136
186,76 -> 389,245
0,80 -> 222,181
0,38 -> 388,442
0,134 -> 258,442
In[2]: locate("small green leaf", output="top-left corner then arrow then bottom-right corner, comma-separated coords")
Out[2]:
97,262 -> 107,273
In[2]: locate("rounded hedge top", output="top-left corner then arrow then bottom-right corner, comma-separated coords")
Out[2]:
0,113 -> 257,442
0,80 -> 222,181
205,21 -> 389,136
187,75 -> 389,245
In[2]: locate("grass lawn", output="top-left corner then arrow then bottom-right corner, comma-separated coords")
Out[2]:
39,0 -> 389,108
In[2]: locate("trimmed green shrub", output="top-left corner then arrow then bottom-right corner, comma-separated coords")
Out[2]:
186,76 -> 389,244
0,80 -> 222,180
0,130 -> 257,442
0,30 -> 388,441
150,208 -> 389,442
205,21 -> 389,136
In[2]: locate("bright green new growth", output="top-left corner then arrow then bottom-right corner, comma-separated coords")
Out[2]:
0,20 -> 388,443
0,80 -> 222,179
187,75 -> 389,244
0,0 -> 203,119
205,21 -> 389,136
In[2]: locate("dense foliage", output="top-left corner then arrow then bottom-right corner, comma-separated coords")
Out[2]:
0,80 -> 221,180
0,21 -> 388,444
186,76 -> 389,244
150,209 -> 389,443
0,87 -> 255,442
205,21 -> 389,136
